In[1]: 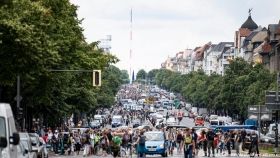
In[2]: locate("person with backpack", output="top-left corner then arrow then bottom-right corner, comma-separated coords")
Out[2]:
134,130 -> 146,158
206,128 -> 216,157
122,131 -> 131,151
111,134 -> 122,158
184,129 -> 194,158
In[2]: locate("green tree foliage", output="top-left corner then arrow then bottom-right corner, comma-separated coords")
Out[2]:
152,58 -> 275,118
136,69 -> 147,81
0,0 -> 125,126
120,70 -> 130,84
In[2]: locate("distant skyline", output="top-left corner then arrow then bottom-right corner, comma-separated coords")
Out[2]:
70,0 -> 280,72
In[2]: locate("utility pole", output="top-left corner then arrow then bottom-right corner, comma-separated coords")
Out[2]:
14,75 -> 23,129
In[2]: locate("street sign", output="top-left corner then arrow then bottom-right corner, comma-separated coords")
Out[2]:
247,105 -> 272,120
265,91 -> 280,110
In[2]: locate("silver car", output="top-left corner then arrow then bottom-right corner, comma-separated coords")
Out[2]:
19,132 -> 37,158
29,133 -> 45,158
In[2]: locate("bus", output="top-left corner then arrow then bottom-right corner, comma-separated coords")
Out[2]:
211,125 -> 257,132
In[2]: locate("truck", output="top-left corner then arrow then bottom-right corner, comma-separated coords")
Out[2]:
0,103 -> 20,158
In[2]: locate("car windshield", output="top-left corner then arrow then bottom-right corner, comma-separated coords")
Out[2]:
0,117 -> 6,137
112,118 -> 121,122
145,133 -> 164,141
211,121 -> 218,125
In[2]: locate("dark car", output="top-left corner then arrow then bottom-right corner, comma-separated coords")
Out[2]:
132,119 -> 141,128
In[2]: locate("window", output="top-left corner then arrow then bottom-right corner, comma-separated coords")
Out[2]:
210,61 -> 212,66
0,117 -> 6,137
144,133 -> 164,141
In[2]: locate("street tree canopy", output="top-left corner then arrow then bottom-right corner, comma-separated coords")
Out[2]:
151,58 -> 275,121
0,0 -> 126,127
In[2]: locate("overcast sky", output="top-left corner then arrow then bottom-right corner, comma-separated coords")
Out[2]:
70,0 -> 280,73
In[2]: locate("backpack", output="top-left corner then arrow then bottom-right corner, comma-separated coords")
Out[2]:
123,134 -> 130,142
185,135 -> 192,144
207,131 -> 215,141
139,136 -> 146,146
192,132 -> 198,142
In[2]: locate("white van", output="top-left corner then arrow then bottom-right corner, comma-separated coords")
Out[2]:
210,119 -> 225,126
0,103 -> 20,158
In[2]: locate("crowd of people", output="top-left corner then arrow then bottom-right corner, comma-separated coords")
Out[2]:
35,112 -> 260,158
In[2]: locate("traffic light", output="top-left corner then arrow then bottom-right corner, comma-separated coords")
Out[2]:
92,70 -> 101,86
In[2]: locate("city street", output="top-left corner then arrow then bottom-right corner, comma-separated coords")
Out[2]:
1,1 -> 280,158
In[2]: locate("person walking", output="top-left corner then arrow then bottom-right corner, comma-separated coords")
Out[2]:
184,129 -> 194,158
248,131 -> 259,157
176,130 -> 184,154
224,131 -> 231,156
191,128 -> 198,156
134,130 -> 146,158
206,128 -> 216,157
74,132 -> 81,155
198,129 -> 207,156
235,131 -> 242,156
167,128 -> 174,155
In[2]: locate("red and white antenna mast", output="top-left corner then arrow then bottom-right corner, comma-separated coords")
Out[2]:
129,8 -> 133,83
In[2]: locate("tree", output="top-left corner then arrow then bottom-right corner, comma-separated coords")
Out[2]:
120,70 -> 130,84
0,0 -> 121,128
136,69 -> 147,81
147,69 -> 159,84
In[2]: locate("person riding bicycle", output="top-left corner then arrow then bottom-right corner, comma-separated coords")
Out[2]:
248,131 -> 259,157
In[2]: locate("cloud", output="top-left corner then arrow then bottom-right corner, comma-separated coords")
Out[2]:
70,0 -> 280,72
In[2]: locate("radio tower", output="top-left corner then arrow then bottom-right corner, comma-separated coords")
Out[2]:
129,8 -> 133,83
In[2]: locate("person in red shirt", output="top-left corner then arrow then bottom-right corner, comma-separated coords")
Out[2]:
42,133 -> 48,144
198,129 -> 207,157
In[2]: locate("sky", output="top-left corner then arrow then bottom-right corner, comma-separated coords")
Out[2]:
70,0 -> 280,73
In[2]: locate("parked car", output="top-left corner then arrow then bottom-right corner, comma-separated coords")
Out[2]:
29,133 -> 45,158
19,132 -> 37,158
260,133 -> 275,144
